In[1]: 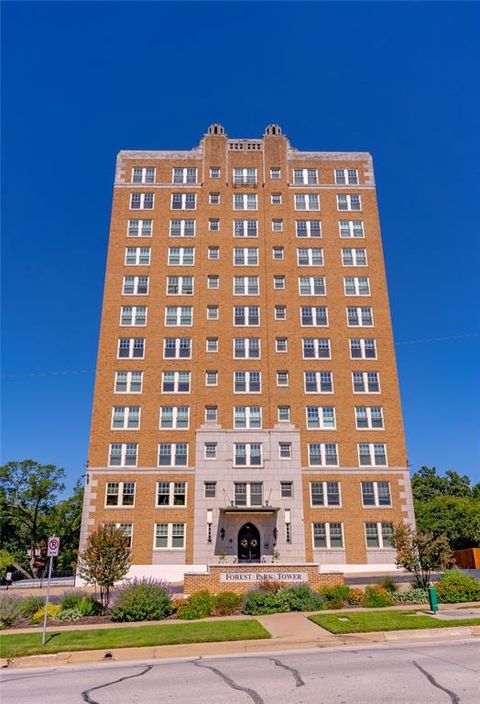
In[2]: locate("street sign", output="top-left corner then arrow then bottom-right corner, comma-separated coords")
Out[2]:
47,536 -> 60,557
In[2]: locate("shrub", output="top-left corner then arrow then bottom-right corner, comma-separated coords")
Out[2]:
111,578 -> 172,622
394,588 -> 429,604
242,589 -> 282,615
319,584 -> 351,609
31,604 -> 61,624
56,607 -> 83,622
18,596 -> 43,618
77,596 -> 103,616
176,591 -> 215,620
60,592 -> 87,611
436,570 -> 480,603
379,577 -> 398,594
275,585 -> 326,612
345,588 -> 364,606
361,586 -> 395,608
0,594 -> 24,628
258,580 -> 282,592
213,592 -> 242,616
170,597 -> 186,613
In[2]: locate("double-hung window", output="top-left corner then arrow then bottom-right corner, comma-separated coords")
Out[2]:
128,219 -> 152,237
117,338 -> 144,359
335,169 -> 358,185
154,523 -> 185,549
306,406 -> 336,429
295,220 -> 322,238
111,406 -> 140,429
167,276 -> 194,295
105,482 -> 135,507
365,522 -> 394,549
234,248 -> 258,266
171,193 -> 196,210
278,406 -> 291,422
301,306 -> 328,327
304,371 -> 333,393
108,443 -> 138,467
310,481 -> 341,507
169,219 -> 196,237
275,337 -> 288,352
297,248 -> 324,266
347,307 -> 373,327
234,406 -> 262,429
353,371 -> 380,393
132,167 -> 155,184
158,443 -> 188,467
233,168 -> 257,185
120,306 -> 147,326
130,193 -> 154,210
156,482 -> 187,506
234,194 -> 258,210
122,276 -> 149,295
361,481 -> 391,507
205,370 -> 218,386
344,277 -> 370,295
234,306 -> 259,326
312,523 -> 344,549
234,371 -> 261,393
337,194 -> 361,211
339,220 -> 364,238
302,338 -> 331,359
234,482 -> 263,507
341,248 -> 367,267
234,443 -> 262,467
295,194 -> 320,210
161,371 -> 190,393
355,406 -> 384,429
207,275 -> 219,290
125,247 -> 151,265
279,444 -> 292,460
233,219 -> 258,237
172,167 -> 197,184
350,338 -> 377,359
293,168 -> 318,185
159,406 -> 189,429
358,443 -> 388,466
308,443 -> 338,467
204,444 -> 217,460
114,371 -> 143,393
163,338 -> 191,359
298,276 -> 326,296
273,275 -> 285,290
209,219 -> 220,232
234,276 -> 259,295
233,337 -> 260,358
168,247 -> 194,266
272,219 -> 283,232
165,306 -> 193,326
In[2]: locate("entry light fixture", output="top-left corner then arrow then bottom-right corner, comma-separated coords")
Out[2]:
206,509 -> 213,525
220,527 -> 225,540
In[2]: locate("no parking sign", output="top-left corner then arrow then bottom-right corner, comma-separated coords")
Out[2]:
47,536 -> 60,557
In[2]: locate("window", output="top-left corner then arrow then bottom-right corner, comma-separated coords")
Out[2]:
306,406 -> 335,429
312,522 -> 343,549
362,481 -> 391,507
118,338 -> 145,359
308,443 -> 338,466
339,220 -> 364,238
281,481 -> 293,497
337,194 -> 361,211
298,277 -> 326,295
207,275 -> 219,290
204,481 -> 217,496
161,371 -> 191,393
234,371 -> 261,393
158,443 -> 188,467
168,247 -> 194,266
111,406 -> 140,429
204,443 -> 217,460
234,306 -> 259,326
165,306 -> 193,326
344,277 -> 370,296
275,337 -> 288,352
335,169 -> 358,185
163,337 -> 191,359
171,193 -> 196,210
206,337 -> 218,352
279,443 -> 292,459
210,167 -> 220,179
233,337 -> 260,358
276,370 -> 289,386
234,406 -> 262,428
122,276 -> 149,295
209,192 -> 220,204
295,194 -> 320,210
274,306 -> 287,320
167,276 -> 194,295
128,219 -> 152,237
172,167 -> 197,184
205,370 -> 218,386
272,219 -> 283,232
234,248 -> 258,266
355,406 -> 384,429
207,305 -> 219,320
347,307 -> 373,327
270,168 -> 281,179
159,406 -> 189,429
234,276 -> 259,295
208,246 -> 219,260
297,248 -> 324,266
358,443 -> 388,466
278,405 -> 291,422
114,371 -> 143,393
341,248 -> 367,266
301,306 -> 328,327
154,523 -> 185,549
353,371 -> 380,393
234,443 -> 262,466
234,219 -> 258,238
169,219 -> 196,237
109,443 -> 138,467
233,193 -> 258,210
234,482 -> 263,507
120,306 -> 147,326
233,168 -> 257,185
125,247 -> 151,265
132,167 -> 155,184
293,168 -> 318,185
350,338 -> 377,359
310,481 -> 341,507
295,220 -> 321,238
130,193 -> 154,210
106,482 -> 135,507
365,522 -> 394,549
272,247 -> 284,260
273,275 -> 285,290
302,338 -> 331,359
205,405 -> 217,422
271,193 -> 282,205
209,219 -> 220,232
156,482 -> 187,506
304,371 -> 333,393
105,523 -> 132,548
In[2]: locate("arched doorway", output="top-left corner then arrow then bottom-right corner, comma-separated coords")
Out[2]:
238,523 -> 260,563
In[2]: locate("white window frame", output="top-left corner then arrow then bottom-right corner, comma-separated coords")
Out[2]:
293,168 -> 318,185
310,481 -> 341,507
233,167 -> 257,185
166,276 -> 194,295
339,220 -> 364,238
337,194 -> 362,211
277,406 -> 291,422
274,306 -> 287,320
206,305 -> 219,320
167,247 -> 195,266
209,218 -> 220,232
233,306 -> 260,326
124,247 -> 151,266
206,337 -> 218,352
169,220 -> 196,238
157,443 -> 189,467
276,370 -> 289,387
114,370 -> 143,394
358,443 -> 388,466
233,219 -> 258,238
111,406 -> 141,430
154,523 -> 186,550
105,481 -> 136,508
204,443 -> 217,460
122,276 -> 149,296
207,275 -> 219,290
300,306 -> 329,327
306,406 -> 336,430
295,220 -> 322,238
210,167 -> 220,179
275,337 -> 288,352
234,371 -> 261,394
294,193 -> 320,211
304,371 -> 334,394
298,276 -> 326,296
365,522 -> 394,549
164,306 -> 193,327
159,406 -> 190,430
352,371 -> 381,394
163,338 -> 192,359
208,246 -> 220,261
279,443 -> 292,460
273,275 -> 285,290
171,193 -> 197,210
233,248 -> 259,266
161,371 -> 191,393
347,307 -> 374,327
209,192 -> 220,205
205,370 -> 218,387
341,248 -> 368,267
308,443 -> 339,467
349,338 -> 377,359
233,193 -> 258,210
120,306 -> 147,327
127,219 -> 152,238
335,168 -> 358,185
344,277 -> 371,296
117,338 -> 145,359
108,443 -> 138,467
312,522 -> 344,549
130,192 -> 154,210
156,481 -> 187,507
233,482 -> 264,507
270,168 -> 281,180
297,248 -> 324,266
233,405 -> 262,429
272,219 -> 283,232
172,167 -> 197,184
355,406 -> 384,430
233,337 -> 261,359
132,167 -> 155,184
233,443 -> 263,467
302,337 -> 331,359
361,481 -> 392,508
271,193 -> 282,205
233,276 -> 259,296
272,247 -> 284,260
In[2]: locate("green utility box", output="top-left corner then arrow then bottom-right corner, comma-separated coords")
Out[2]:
428,586 -> 438,614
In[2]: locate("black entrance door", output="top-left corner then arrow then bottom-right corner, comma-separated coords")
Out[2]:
238,523 -> 260,563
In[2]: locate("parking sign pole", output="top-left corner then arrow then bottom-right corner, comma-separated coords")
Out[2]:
42,536 -> 60,646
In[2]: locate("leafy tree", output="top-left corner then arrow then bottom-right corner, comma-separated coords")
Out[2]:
392,523 -> 454,588
77,525 -> 131,607
0,460 -> 65,575
415,495 -> 480,549
46,480 -> 84,570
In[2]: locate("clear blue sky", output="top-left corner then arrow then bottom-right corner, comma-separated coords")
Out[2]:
2,1 -> 479,493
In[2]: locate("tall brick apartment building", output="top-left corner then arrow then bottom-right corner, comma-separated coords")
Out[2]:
80,124 -> 414,579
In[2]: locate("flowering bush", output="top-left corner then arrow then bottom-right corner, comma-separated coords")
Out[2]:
111,578 -> 173,622
31,604 -> 61,624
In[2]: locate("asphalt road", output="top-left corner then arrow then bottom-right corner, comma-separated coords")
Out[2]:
1,638 -> 479,704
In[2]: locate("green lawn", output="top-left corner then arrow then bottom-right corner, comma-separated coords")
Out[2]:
309,610 -> 480,634
0,620 -> 270,659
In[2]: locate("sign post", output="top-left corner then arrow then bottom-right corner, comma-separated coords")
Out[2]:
42,536 -> 60,646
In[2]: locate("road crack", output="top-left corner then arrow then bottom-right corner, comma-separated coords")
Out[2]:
269,657 -> 305,687
413,661 -> 461,704
81,664 -> 153,704
194,659 -> 264,704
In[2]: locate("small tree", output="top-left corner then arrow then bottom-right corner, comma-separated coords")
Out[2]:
77,525 -> 131,607
392,523 -> 454,589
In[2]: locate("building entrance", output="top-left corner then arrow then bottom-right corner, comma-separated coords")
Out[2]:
238,523 -> 261,563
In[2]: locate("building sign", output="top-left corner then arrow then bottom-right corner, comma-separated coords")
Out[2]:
220,572 -> 308,583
